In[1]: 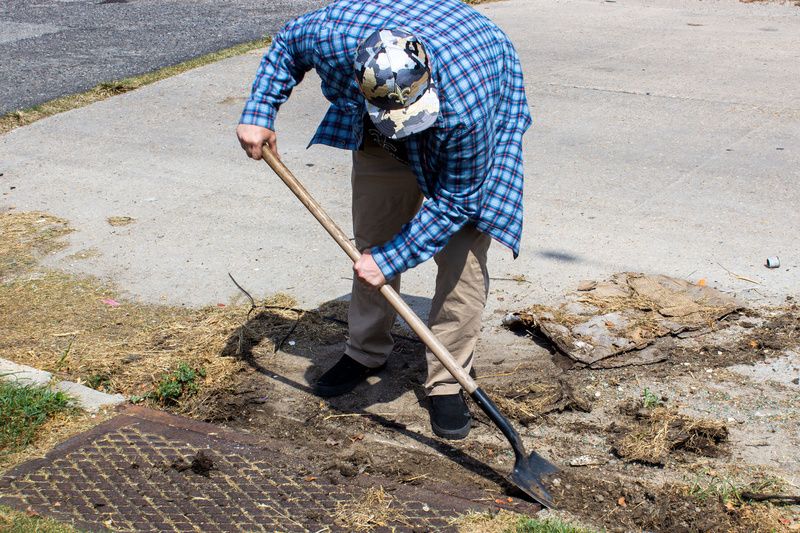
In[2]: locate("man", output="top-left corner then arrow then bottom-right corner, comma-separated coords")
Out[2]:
237,0 -> 531,440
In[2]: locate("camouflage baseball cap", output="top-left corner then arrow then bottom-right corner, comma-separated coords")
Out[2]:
354,28 -> 439,140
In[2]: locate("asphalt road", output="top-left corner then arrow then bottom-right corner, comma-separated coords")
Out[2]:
0,0 -> 327,115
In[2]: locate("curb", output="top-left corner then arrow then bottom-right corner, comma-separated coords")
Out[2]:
0,358 -> 126,412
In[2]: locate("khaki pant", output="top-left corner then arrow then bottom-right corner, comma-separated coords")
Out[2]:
344,140 -> 491,396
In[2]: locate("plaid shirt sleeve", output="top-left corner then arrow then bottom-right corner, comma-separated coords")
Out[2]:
239,11 -> 322,130
370,123 -> 493,280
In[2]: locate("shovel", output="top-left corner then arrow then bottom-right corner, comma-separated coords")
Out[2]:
260,146 -> 559,508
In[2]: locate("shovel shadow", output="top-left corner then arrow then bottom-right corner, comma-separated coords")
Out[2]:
219,293 -> 520,496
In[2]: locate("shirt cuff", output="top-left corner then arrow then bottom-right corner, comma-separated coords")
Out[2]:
239,100 -> 278,131
370,233 -> 414,282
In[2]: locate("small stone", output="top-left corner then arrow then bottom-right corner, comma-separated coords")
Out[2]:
594,391 -> 601,398
792,377 -> 799,385
551,478 -> 561,487
594,494 -> 605,502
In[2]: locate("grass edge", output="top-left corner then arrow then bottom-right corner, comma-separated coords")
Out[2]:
0,37 -> 271,135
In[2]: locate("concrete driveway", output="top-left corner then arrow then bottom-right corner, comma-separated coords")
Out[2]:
1,0 -> 798,317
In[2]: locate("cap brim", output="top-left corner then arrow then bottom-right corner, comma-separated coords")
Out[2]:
366,84 -> 439,140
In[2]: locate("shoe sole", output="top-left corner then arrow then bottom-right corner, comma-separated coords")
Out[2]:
431,417 -> 472,440
313,364 -> 385,398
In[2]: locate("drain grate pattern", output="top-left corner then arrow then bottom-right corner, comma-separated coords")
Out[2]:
0,407 -> 496,532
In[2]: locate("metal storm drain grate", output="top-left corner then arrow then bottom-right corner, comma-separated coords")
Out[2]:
0,407 -> 498,532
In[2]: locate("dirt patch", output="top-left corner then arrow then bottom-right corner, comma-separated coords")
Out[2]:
549,469 -> 787,533
0,211 -> 71,279
612,406 -> 728,465
169,450 -> 215,477
670,305 -> 800,368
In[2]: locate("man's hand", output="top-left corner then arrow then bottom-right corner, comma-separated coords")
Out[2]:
236,124 -> 279,160
354,249 -> 386,289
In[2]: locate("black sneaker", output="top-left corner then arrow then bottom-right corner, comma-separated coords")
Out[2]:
313,355 -> 384,398
429,392 -> 472,440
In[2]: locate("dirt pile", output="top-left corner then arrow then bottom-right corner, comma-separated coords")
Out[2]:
487,379 -> 592,425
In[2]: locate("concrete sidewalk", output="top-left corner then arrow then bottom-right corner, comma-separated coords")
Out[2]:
1,0 -> 798,318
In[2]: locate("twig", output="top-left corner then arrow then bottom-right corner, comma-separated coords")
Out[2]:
716,263 -> 762,285
323,412 -> 396,420
275,310 -> 302,353
226,273 -> 422,353
228,272 -> 259,355
739,492 -> 800,504
490,276 -> 531,284
56,337 -> 75,370
228,272 -> 256,309
476,363 -> 523,380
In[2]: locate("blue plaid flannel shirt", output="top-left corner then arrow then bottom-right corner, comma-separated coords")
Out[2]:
240,0 -> 532,280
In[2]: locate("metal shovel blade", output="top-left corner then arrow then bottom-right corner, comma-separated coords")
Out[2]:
472,387 -> 560,508
511,450 -> 559,509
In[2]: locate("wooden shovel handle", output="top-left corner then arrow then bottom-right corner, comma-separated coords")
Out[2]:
261,146 -> 478,394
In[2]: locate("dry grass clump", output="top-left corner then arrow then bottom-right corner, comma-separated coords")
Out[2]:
0,211 -> 316,419
488,380 -> 591,425
0,267 -> 303,417
0,212 -> 71,278
615,407 -> 728,465
106,216 -> 135,227
333,486 -> 409,531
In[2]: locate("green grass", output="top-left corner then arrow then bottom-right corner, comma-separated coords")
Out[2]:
153,362 -> 206,405
0,37 -> 270,135
688,468 -> 788,505
0,505 -> 83,533
511,516 -> 596,533
0,381 -> 74,454
641,387 -> 662,409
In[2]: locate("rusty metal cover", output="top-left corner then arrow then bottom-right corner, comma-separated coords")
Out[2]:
0,406 -> 525,532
